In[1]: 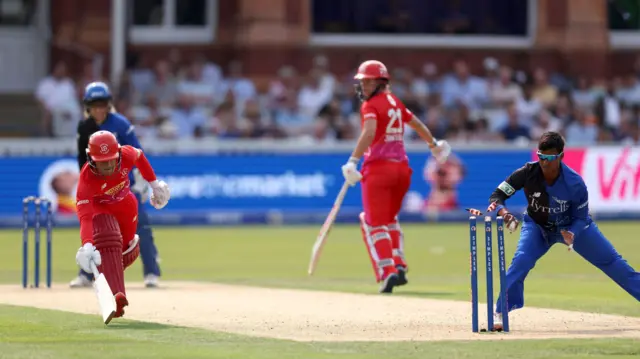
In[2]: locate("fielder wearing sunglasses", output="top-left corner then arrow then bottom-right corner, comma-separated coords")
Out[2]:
537,151 -> 563,162
480,131 -> 640,330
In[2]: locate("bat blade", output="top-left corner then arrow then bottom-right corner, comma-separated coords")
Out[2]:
91,262 -> 117,324
308,182 -> 349,275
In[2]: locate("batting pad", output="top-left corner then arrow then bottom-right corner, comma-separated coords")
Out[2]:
93,214 -> 126,295
123,235 -> 140,270
360,212 -> 383,282
388,218 -> 407,269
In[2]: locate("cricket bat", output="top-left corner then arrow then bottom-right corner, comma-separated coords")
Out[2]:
90,262 -> 117,325
308,182 -> 350,275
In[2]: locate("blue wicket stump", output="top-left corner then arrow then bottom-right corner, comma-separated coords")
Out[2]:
469,215 -> 509,333
469,216 -> 478,333
484,216 -> 494,331
496,216 -> 510,332
22,196 -> 53,289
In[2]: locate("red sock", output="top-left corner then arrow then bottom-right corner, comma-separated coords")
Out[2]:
388,219 -> 407,269
370,225 -> 397,278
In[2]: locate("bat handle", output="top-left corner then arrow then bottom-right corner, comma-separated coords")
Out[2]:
90,261 -> 100,279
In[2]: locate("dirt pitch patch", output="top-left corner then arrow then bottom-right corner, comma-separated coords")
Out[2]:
1,281 -> 639,342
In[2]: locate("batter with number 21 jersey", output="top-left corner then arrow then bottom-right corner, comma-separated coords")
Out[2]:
341,60 -> 452,293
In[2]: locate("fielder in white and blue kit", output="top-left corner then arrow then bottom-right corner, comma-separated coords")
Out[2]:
486,131 -> 640,330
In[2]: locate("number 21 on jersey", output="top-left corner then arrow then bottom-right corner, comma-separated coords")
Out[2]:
386,95 -> 402,134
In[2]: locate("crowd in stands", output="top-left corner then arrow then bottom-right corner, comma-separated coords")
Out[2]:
34,52 -> 640,146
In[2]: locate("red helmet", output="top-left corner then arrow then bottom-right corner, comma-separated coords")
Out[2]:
87,131 -> 120,162
354,60 -> 389,80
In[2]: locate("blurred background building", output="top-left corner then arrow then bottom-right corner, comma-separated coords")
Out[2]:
1,0 -> 639,224
0,0 -> 639,146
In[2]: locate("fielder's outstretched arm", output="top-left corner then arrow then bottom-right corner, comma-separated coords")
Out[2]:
488,165 -> 529,231
489,165 -> 528,216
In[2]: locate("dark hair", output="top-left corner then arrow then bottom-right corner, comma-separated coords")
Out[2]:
538,131 -> 565,153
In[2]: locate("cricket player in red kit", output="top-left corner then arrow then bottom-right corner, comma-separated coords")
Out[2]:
74,131 -> 170,319
342,60 -> 451,293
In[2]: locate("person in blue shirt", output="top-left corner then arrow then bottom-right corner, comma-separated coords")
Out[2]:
484,131 -> 640,330
70,82 -> 163,288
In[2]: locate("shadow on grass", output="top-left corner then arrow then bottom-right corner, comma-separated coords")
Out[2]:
106,320 -> 174,330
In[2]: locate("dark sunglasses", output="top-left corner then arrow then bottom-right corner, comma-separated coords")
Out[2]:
537,151 -> 563,162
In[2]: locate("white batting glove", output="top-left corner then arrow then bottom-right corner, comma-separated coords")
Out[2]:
341,157 -> 362,186
76,243 -> 101,274
431,139 -> 451,164
150,180 -> 170,209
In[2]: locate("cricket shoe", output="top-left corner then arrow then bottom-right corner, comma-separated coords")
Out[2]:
396,265 -> 408,286
492,312 -> 503,331
69,275 -> 93,288
114,292 -> 129,318
379,273 -> 400,294
144,274 -> 160,288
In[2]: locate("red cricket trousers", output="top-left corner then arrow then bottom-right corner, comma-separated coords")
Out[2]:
361,161 -> 412,226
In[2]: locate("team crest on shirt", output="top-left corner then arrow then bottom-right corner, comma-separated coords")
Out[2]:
105,181 -> 127,196
121,168 -> 129,177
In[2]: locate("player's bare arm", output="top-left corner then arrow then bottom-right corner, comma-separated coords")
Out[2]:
407,115 -> 437,149
350,119 -> 377,161
407,115 -> 451,163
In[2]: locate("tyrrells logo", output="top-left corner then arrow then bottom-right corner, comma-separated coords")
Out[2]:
530,195 -> 571,214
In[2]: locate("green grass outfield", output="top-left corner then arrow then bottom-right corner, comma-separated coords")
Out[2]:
0,222 -> 639,358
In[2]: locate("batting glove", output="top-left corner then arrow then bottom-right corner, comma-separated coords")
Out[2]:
150,180 -> 171,209
431,139 -> 451,164
76,243 -> 101,274
341,157 -> 362,186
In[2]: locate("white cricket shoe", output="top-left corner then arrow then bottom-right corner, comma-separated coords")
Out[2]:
144,274 -> 160,288
493,312 -> 503,331
69,275 -> 92,288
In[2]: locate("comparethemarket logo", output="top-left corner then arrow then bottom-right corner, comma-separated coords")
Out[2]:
162,172 -> 333,198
